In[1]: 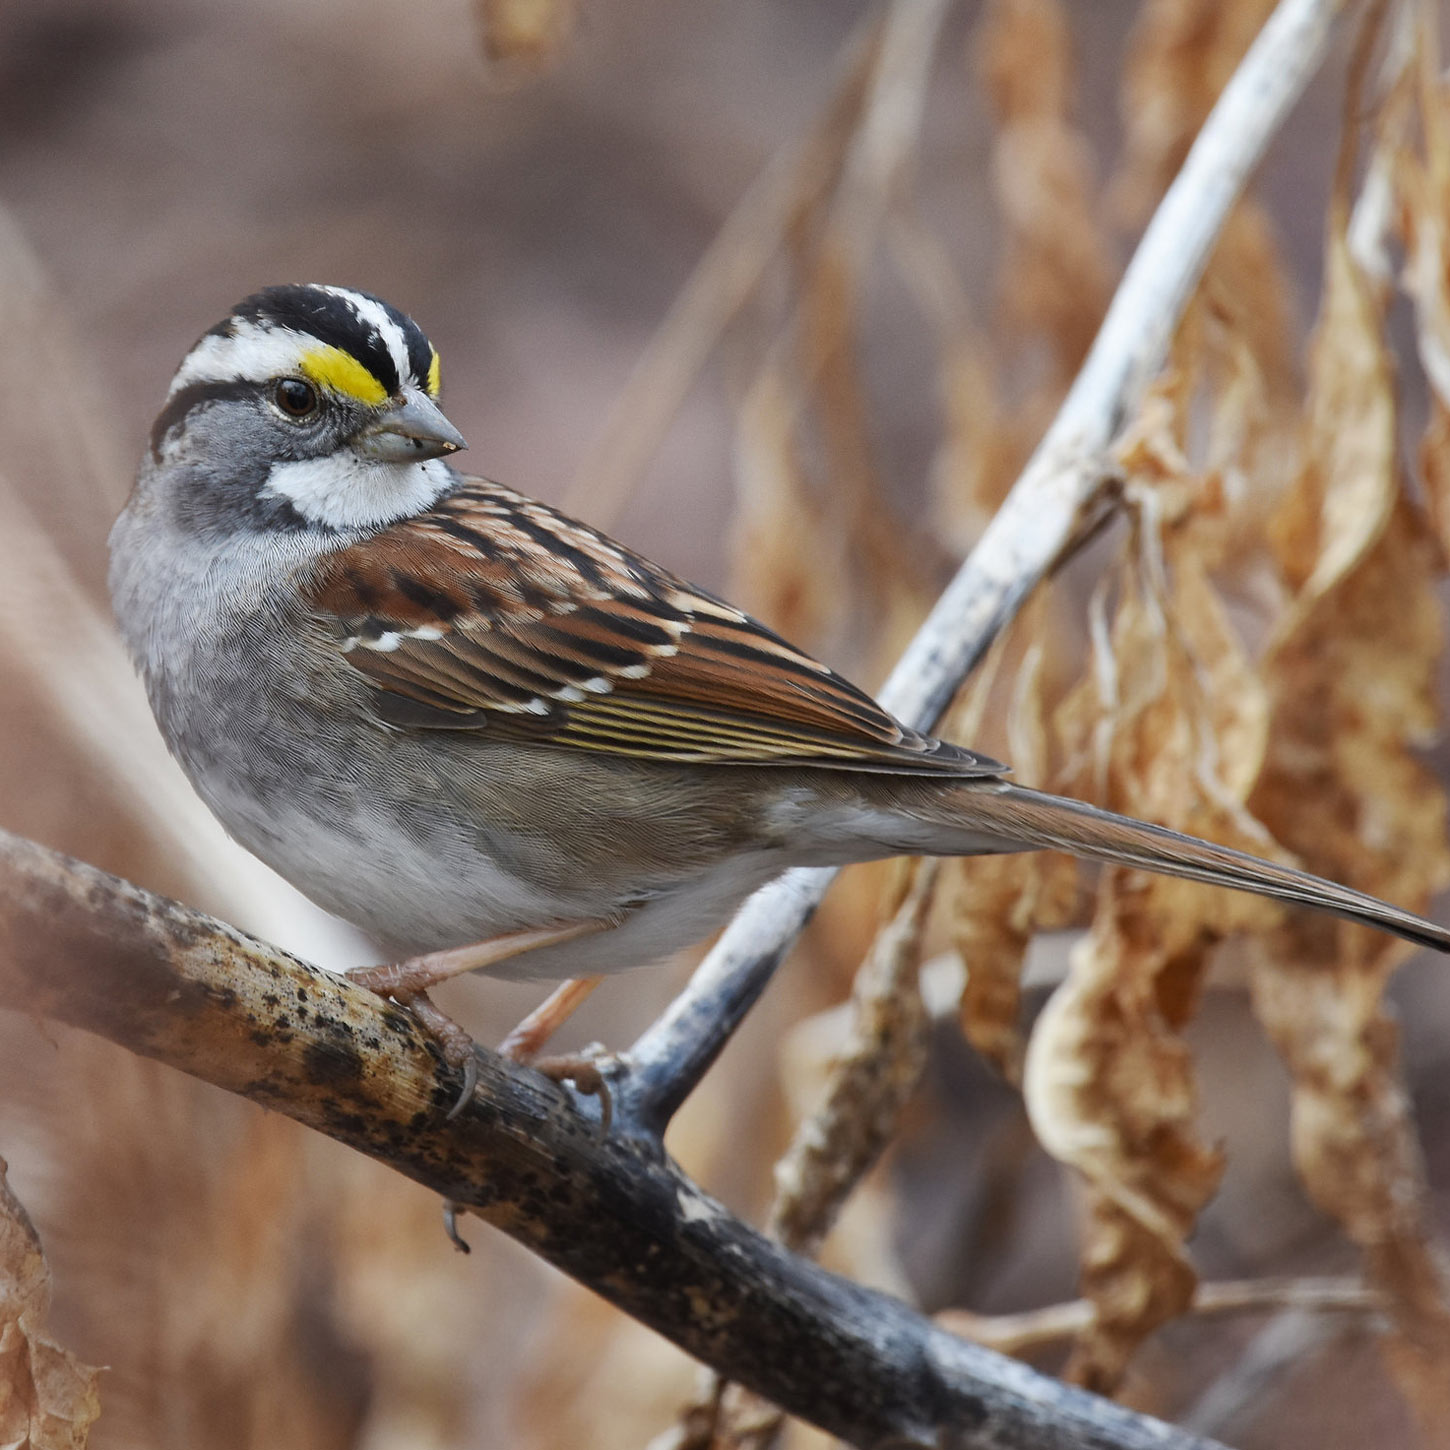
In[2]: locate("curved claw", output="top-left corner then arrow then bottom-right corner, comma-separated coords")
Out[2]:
445,1049 -> 481,1122
533,1046 -> 617,1135
442,1200 -> 472,1253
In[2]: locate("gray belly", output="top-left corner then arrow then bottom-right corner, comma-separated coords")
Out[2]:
155,634 -> 783,972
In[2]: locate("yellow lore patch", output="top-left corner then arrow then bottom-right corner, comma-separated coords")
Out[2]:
299,346 -> 389,406
427,348 -> 442,397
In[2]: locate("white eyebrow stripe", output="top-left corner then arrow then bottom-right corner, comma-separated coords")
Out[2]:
169,321 -> 319,395
322,287 -> 413,395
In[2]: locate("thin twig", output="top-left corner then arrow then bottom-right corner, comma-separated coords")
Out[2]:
619,0 -> 1349,1135
1179,1309 -> 1359,1438
938,1277 -> 1385,1357
0,827 -> 1228,1450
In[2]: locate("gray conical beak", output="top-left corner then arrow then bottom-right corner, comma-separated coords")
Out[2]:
356,392 -> 468,462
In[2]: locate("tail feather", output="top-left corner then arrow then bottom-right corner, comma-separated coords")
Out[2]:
932,781 -> 1450,955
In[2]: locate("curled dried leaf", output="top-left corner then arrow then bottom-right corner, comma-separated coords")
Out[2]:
1055,512 -> 1277,900
1030,418 -> 1280,1389
0,1159 -> 101,1450
941,593 -> 1080,1081
1024,898 -> 1225,1394
1247,102 -> 1450,1426
1249,494 -> 1450,1429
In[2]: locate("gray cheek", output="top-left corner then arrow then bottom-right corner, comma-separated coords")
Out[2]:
161,402 -> 358,537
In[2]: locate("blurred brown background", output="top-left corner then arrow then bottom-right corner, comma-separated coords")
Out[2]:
3,2 -> 1450,1448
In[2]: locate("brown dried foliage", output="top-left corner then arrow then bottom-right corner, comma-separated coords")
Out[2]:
939,593 -> 1081,1083
1026,474 -> 1281,1391
977,0 -> 1116,385
4,3 -> 1450,1448
995,5 -> 1450,1403
1246,230 -> 1450,1438
1113,0 -> 1280,224
0,1159 -> 99,1450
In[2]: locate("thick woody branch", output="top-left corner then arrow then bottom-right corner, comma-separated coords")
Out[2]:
621,0 -> 1349,1131
0,827 -> 1225,1450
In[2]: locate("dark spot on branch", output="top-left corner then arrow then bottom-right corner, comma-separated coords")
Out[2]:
302,1038 -> 364,1086
324,1108 -> 369,1138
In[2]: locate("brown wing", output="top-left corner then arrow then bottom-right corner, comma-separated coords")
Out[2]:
307,478 -> 1005,777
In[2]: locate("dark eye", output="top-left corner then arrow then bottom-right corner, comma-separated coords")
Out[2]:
273,378 -> 319,419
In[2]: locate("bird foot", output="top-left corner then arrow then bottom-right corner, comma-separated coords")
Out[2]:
348,958 -> 615,1127
528,1043 -> 615,1133
347,927 -> 611,1117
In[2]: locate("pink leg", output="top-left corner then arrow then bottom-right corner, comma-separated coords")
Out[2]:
498,976 -> 614,1127
498,975 -> 605,1061
348,919 -> 607,998
346,919 -> 614,1119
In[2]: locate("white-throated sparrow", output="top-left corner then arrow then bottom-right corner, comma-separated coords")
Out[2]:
109,285 -> 1450,1062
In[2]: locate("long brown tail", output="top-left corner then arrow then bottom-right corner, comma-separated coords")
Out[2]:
925,781 -> 1450,954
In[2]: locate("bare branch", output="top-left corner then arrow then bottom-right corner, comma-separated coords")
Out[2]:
0,826 -> 1228,1450
939,1278 -> 1385,1357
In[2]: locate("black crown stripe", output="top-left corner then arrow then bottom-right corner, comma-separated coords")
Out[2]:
384,296 -> 435,390
221,285 -> 436,398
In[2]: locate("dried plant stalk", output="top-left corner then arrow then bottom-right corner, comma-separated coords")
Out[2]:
694,859 -> 941,1448
939,1275 -> 1384,1356
766,859 -> 941,1259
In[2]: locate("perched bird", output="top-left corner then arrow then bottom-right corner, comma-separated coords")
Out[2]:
110,285 -> 1450,1068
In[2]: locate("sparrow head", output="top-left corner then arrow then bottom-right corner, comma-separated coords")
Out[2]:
142,284 -> 467,535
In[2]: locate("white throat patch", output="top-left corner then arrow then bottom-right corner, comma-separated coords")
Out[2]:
259,454 -> 455,530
